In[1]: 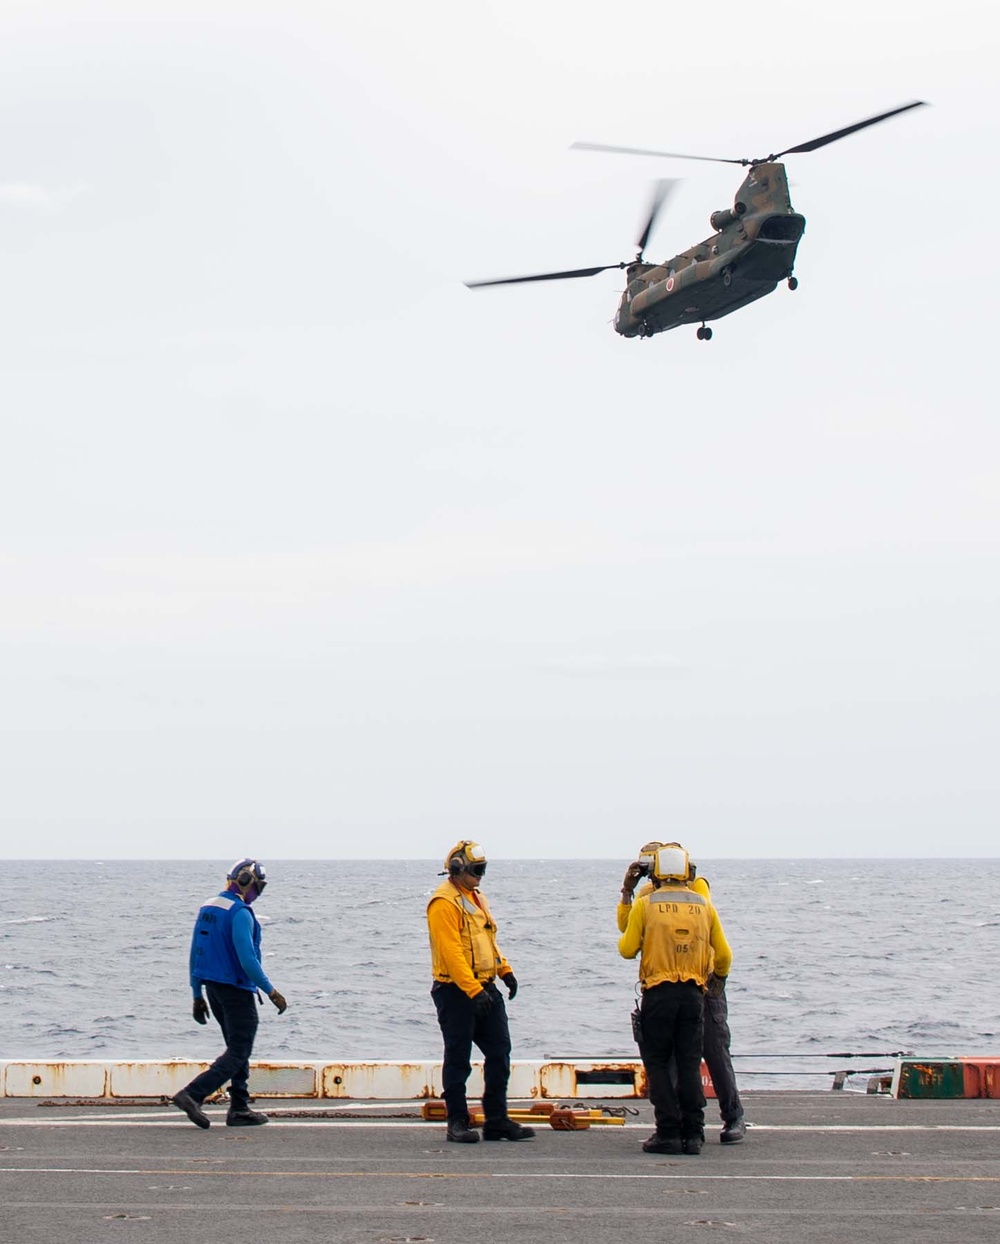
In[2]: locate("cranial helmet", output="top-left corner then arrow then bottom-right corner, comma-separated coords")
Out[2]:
444,840 -> 487,875
634,840 -> 665,877
227,858 -> 267,893
652,842 -> 691,883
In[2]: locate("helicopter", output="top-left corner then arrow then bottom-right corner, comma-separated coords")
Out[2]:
465,101 -> 927,341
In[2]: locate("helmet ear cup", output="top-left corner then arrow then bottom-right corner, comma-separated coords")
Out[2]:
444,841 -> 487,876
228,858 -> 266,892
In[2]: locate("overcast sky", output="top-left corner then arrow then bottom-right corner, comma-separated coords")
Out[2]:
1,1 -> 997,860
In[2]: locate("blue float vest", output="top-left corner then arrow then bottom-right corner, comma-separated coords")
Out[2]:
191,891 -> 263,991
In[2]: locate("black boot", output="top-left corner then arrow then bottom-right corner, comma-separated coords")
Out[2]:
226,1107 -> 269,1126
720,1116 -> 746,1144
171,1090 -> 210,1129
641,1132 -> 682,1154
483,1118 -> 535,1141
446,1117 -> 480,1144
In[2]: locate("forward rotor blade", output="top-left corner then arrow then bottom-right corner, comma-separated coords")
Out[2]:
572,140 -> 745,165
636,178 -> 681,260
775,100 -> 928,157
465,263 -> 626,289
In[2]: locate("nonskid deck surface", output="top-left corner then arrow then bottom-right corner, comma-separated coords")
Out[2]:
3,1093 -> 1000,1244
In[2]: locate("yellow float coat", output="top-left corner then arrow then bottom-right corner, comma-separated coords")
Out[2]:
618,881 -> 731,990
617,876 -> 733,980
427,880 -> 510,999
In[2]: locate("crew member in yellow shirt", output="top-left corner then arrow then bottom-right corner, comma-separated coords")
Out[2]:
619,842 -> 746,1144
619,842 -> 731,1155
427,840 -> 534,1145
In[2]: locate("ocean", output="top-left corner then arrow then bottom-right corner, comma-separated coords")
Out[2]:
3,858 -> 998,1092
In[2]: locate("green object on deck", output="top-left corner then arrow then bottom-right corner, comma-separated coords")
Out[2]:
895,1059 -> 967,1098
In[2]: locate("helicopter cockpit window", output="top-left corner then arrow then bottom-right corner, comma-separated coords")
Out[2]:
626,279 -> 645,301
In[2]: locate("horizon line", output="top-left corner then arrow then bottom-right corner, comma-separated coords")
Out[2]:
3,854 -> 998,863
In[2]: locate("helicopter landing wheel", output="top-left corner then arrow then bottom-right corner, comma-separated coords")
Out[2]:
696,324 -> 713,341
787,275 -> 798,291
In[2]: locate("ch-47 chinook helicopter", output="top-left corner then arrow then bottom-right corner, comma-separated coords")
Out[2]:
465,101 -> 926,341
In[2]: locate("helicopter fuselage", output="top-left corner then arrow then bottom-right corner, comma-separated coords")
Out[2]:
613,163 -> 805,338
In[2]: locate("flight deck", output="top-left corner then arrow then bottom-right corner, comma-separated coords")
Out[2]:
3,1092 -> 1000,1244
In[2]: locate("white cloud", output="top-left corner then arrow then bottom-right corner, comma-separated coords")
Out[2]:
541,654 -> 687,679
0,181 -> 91,209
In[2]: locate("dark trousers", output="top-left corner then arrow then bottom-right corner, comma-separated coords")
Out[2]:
640,980 -> 706,1140
432,980 -> 511,1123
703,984 -> 744,1124
183,982 -> 259,1111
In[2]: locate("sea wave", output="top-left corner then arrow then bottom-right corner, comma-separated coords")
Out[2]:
2,858 -> 998,1091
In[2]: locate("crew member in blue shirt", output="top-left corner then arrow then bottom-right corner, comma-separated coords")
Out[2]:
171,859 -> 288,1129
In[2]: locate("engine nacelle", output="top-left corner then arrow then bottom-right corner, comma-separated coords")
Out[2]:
710,201 -> 747,231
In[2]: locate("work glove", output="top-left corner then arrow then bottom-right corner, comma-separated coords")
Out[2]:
501,972 -> 518,1000
192,997 -> 210,1025
269,989 -> 288,1014
705,974 -> 726,999
472,989 -> 493,1017
621,862 -> 646,895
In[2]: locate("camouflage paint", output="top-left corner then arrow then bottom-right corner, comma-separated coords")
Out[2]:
616,162 -> 806,338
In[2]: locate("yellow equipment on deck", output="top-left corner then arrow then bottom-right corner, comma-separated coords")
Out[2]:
420,1100 -> 626,1130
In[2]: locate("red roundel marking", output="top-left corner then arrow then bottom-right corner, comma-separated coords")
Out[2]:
666,276 -> 674,292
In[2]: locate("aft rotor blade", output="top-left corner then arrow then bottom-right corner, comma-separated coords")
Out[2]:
775,100 -> 928,157
465,263 -> 626,289
572,140 -> 746,165
636,178 -> 681,260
